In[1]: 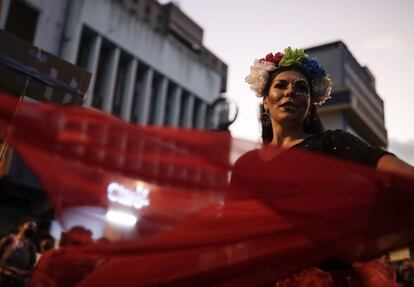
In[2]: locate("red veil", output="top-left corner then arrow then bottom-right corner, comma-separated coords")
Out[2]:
0,93 -> 413,286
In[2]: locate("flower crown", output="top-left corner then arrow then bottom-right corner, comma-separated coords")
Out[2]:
245,47 -> 332,105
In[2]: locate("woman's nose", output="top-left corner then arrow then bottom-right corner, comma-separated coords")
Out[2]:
284,83 -> 295,96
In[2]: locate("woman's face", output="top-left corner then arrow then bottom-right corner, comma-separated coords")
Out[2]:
263,70 -> 311,127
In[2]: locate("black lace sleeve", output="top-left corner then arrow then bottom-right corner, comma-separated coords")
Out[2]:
322,129 -> 393,167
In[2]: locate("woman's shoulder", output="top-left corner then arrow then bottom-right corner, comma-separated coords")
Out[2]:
326,129 -> 359,138
309,129 -> 391,167
306,129 -> 368,145
321,129 -> 373,147
312,129 -> 352,139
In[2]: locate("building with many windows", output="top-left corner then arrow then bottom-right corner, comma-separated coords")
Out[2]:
0,0 -> 228,129
0,0 -> 229,237
305,41 -> 387,147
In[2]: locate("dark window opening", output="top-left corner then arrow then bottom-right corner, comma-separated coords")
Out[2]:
130,63 -> 148,123
192,97 -> 202,128
92,42 -> 112,109
164,82 -> 176,125
148,72 -> 161,125
5,0 -> 39,43
179,90 -> 190,127
112,54 -> 130,116
76,26 -> 94,70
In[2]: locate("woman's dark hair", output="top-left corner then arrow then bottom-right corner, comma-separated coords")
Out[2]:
260,67 -> 325,143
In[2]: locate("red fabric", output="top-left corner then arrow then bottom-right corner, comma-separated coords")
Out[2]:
276,268 -> 336,287
353,259 -> 398,287
0,93 -> 413,286
275,259 -> 398,287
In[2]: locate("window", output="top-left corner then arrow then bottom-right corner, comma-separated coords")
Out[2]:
130,63 -> 148,123
192,97 -> 202,128
148,72 -> 161,125
5,0 -> 39,43
76,27 -> 94,69
179,90 -> 190,127
92,42 -> 112,109
164,82 -> 177,126
144,5 -> 151,22
112,54 -> 130,116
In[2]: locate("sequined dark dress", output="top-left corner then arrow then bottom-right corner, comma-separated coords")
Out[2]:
292,129 -> 390,167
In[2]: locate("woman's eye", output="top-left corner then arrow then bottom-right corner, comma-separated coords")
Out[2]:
274,83 -> 286,89
292,81 -> 310,95
295,85 -> 309,93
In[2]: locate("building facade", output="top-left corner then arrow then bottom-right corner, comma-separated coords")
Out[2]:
305,41 -> 387,147
0,0 -> 228,130
0,0 -> 228,237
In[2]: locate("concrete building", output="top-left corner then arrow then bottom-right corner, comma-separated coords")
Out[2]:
305,41 -> 388,147
0,0 -> 229,238
0,0 -> 228,130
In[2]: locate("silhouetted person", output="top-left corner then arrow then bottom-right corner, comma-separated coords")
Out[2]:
0,220 -> 37,286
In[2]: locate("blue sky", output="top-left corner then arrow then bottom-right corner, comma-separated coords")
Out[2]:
160,0 -> 414,163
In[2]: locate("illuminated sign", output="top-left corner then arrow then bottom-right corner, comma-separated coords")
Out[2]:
106,209 -> 137,227
107,182 -> 150,209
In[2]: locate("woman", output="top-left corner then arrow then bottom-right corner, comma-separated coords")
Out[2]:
236,47 -> 414,286
242,47 -> 414,177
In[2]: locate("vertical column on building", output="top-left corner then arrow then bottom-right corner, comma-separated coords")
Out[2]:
84,35 -> 102,107
120,58 -> 138,121
0,0 -> 11,29
155,77 -> 168,126
138,68 -> 154,125
196,102 -> 207,130
59,0 -> 85,63
102,47 -> 120,113
208,105 -> 219,130
184,95 -> 195,129
170,86 -> 182,127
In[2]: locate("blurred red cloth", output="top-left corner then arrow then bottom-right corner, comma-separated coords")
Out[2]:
276,259 -> 398,287
0,93 -> 413,286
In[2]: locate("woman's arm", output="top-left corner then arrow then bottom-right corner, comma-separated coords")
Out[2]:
377,155 -> 414,178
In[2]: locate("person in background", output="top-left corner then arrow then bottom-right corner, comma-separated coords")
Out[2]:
0,220 -> 37,287
35,234 -> 55,265
60,226 -> 94,248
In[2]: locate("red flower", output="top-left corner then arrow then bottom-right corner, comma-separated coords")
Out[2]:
274,52 -> 283,66
260,52 -> 284,66
265,53 -> 275,62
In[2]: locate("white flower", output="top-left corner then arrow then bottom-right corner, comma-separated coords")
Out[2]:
311,77 -> 332,105
245,60 -> 276,97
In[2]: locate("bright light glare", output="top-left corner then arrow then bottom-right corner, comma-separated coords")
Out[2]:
107,182 -> 150,209
105,210 -> 137,227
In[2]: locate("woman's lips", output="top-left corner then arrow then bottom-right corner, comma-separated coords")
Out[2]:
279,102 -> 298,112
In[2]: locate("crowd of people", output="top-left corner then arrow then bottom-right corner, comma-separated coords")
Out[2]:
0,220 -> 98,287
397,259 -> 414,287
1,219 -> 414,286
